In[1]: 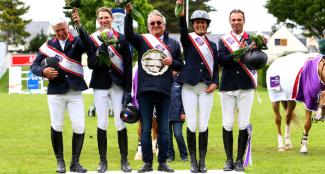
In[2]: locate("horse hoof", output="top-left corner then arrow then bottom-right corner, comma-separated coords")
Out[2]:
300,151 -> 308,155
284,144 -> 293,150
278,146 -> 285,152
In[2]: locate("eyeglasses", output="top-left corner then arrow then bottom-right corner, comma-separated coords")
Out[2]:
149,21 -> 162,26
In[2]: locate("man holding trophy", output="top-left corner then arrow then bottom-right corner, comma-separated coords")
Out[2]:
124,2 -> 184,173
87,6 -> 133,173
30,6 -> 90,173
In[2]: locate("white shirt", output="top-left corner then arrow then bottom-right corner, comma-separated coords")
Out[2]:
59,39 -> 67,51
232,31 -> 244,41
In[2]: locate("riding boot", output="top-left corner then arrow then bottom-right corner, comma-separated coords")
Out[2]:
51,127 -> 66,173
187,128 -> 198,173
118,128 -> 132,172
70,132 -> 87,173
235,129 -> 248,172
198,129 -> 208,173
223,128 -> 234,171
97,128 -> 107,173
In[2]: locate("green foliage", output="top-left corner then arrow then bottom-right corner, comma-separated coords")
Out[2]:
265,0 -> 325,38
232,34 -> 268,60
27,30 -> 48,53
70,0 -> 152,33
0,69 -> 8,93
148,0 -> 214,33
0,0 -> 31,46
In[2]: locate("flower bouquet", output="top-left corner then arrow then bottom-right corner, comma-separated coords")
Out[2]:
97,29 -> 118,66
115,0 -> 145,25
63,0 -> 82,9
174,1 -> 184,16
232,34 -> 268,61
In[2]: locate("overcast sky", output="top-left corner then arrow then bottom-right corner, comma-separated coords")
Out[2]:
22,0 -> 278,34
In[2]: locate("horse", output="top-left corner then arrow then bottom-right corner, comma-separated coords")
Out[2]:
266,52 -> 325,154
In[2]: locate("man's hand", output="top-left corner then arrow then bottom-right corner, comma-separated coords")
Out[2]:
205,83 -> 218,94
98,44 -> 108,56
125,3 -> 133,14
71,7 -> 81,27
122,92 -> 132,108
43,67 -> 59,79
176,0 -> 185,16
180,113 -> 186,122
162,57 -> 173,65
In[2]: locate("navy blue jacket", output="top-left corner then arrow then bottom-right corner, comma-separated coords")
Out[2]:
30,27 -> 90,94
88,30 -> 132,92
177,16 -> 219,86
168,80 -> 184,122
218,34 -> 255,91
124,14 -> 184,97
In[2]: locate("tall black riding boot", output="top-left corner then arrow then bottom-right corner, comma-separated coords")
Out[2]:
187,128 -> 198,173
51,127 -> 66,173
97,128 -> 107,173
223,128 -> 234,171
199,129 -> 208,173
235,129 -> 248,172
118,128 -> 132,172
70,132 -> 87,173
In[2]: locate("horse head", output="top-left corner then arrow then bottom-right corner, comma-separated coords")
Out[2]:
313,90 -> 325,122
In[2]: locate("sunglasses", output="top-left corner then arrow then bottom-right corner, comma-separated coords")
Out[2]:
149,21 -> 162,26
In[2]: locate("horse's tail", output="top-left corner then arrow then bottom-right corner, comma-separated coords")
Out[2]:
290,110 -> 302,129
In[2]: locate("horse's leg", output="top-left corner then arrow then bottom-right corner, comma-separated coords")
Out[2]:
283,101 -> 296,150
272,101 -> 285,151
300,110 -> 312,154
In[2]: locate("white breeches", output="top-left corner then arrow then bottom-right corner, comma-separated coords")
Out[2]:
94,83 -> 125,131
220,89 -> 254,131
182,83 -> 214,132
47,90 -> 85,134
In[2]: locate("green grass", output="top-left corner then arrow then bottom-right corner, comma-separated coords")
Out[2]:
1,90 -> 325,174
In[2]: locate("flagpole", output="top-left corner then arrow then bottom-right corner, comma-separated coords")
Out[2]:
186,0 -> 189,27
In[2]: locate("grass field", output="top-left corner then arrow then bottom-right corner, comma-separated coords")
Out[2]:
1,89 -> 325,174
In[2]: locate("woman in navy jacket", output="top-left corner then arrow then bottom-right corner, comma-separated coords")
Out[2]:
176,0 -> 219,172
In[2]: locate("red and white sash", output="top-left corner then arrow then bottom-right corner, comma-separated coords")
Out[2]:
188,32 -> 214,78
90,30 -> 124,75
39,41 -> 83,77
221,32 -> 257,88
142,34 -> 173,58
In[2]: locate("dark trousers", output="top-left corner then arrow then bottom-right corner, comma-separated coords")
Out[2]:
138,91 -> 170,163
168,121 -> 188,160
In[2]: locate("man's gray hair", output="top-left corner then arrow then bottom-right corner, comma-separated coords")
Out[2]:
147,10 -> 166,25
51,18 -> 68,28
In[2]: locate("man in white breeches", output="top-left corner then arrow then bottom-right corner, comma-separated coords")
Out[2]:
88,7 -> 132,173
30,11 -> 90,173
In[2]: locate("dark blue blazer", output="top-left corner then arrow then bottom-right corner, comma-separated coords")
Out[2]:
87,30 -> 132,92
217,34 -> 255,91
124,14 -> 184,97
30,27 -> 90,94
177,16 -> 219,86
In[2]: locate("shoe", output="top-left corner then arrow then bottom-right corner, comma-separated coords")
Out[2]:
223,160 -> 234,171
56,159 -> 66,173
121,160 -> 132,172
166,157 -> 175,162
158,163 -> 174,172
97,160 -> 107,173
137,163 -> 152,173
70,161 -> 87,173
234,160 -> 244,172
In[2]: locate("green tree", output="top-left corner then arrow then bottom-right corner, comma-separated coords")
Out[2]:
0,0 -> 31,46
265,0 -> 325,38
27,30 -> 48,53
67,0 -> 153,33
148,0 -> 214,33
